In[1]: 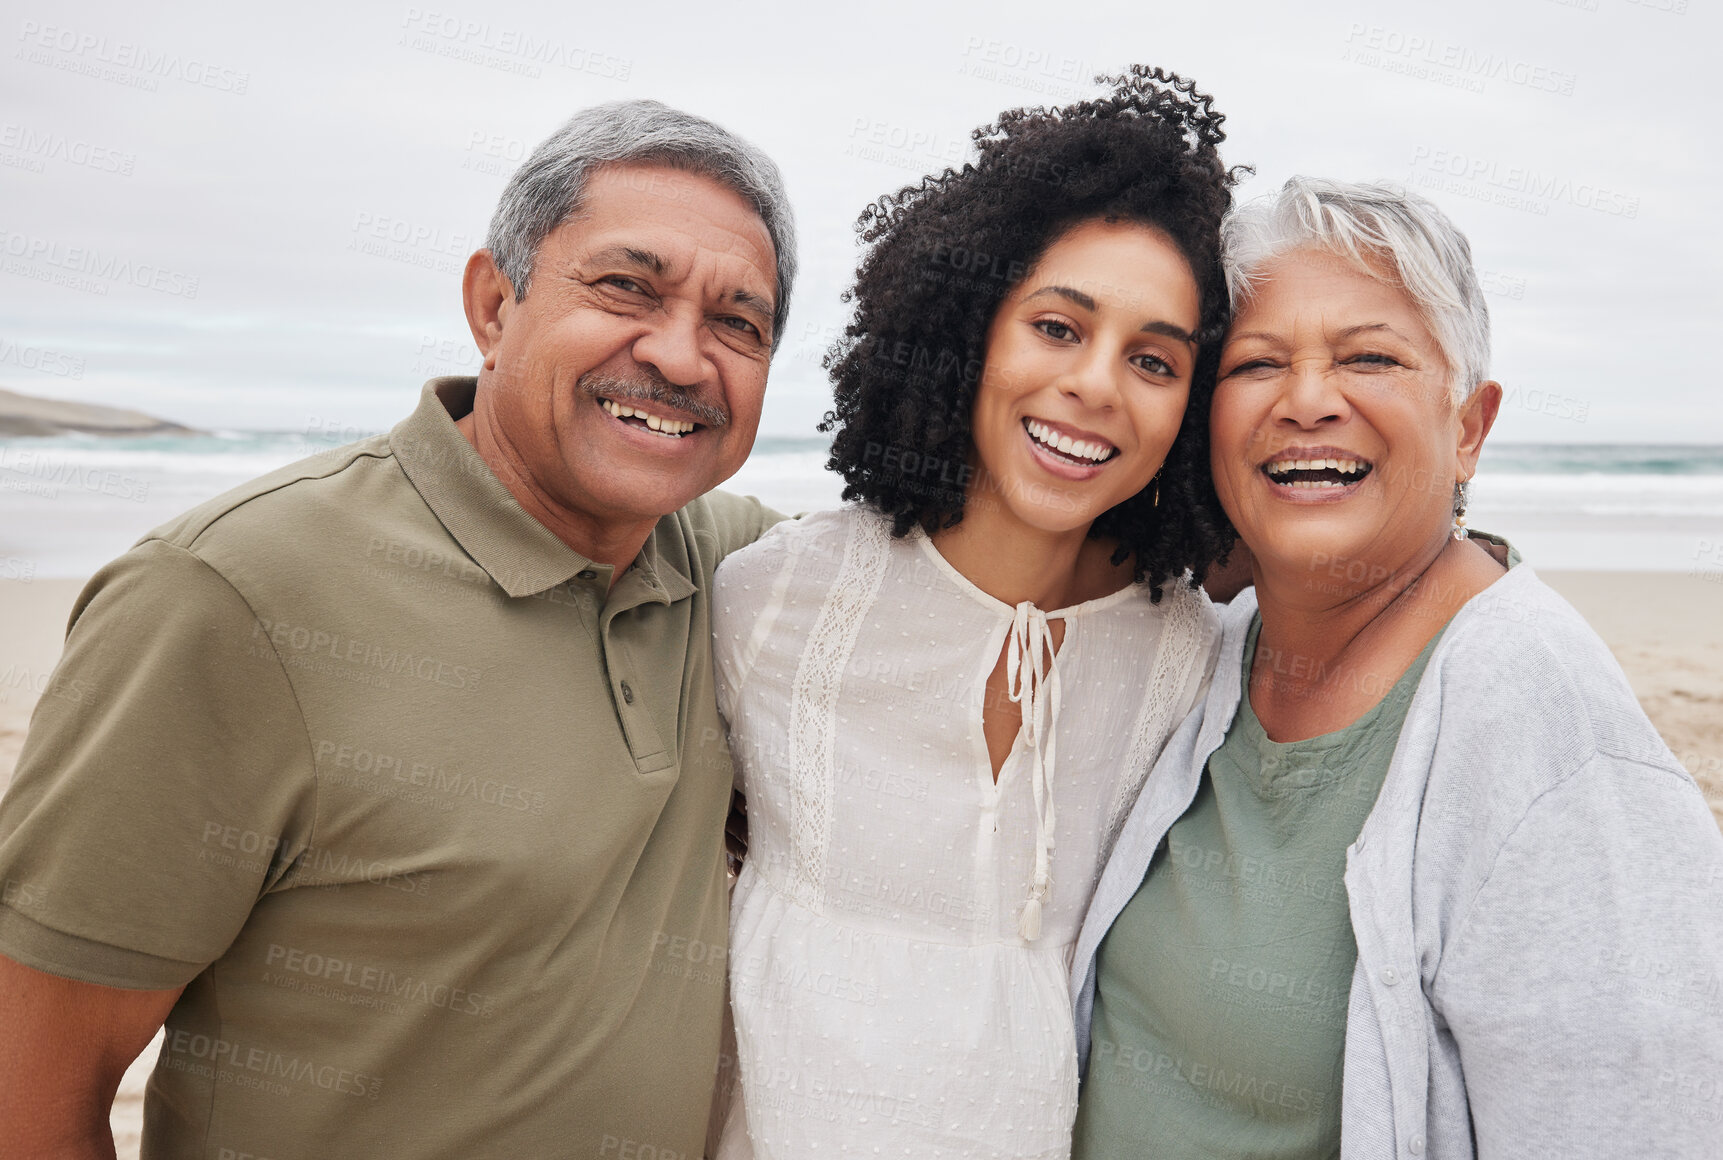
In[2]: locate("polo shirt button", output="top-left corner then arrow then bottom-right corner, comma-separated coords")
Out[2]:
620,681 -> 634,704
1381,967 -> 1399,986
577,569 -> 597,581
1409,1134 -> 1425,1154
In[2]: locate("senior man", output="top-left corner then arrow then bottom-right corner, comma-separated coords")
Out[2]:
0,100 -> 793,1159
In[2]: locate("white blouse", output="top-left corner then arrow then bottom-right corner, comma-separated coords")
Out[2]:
713,505 -> 1217,1158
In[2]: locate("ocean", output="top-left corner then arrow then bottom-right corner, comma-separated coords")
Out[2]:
1,434 -> 1720,578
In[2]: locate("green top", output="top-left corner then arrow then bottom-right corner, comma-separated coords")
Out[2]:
1073,614 -> 1447,1160
0,378 -> 778,1160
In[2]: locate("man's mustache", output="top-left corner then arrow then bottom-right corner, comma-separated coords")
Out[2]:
578,369 -> 730,429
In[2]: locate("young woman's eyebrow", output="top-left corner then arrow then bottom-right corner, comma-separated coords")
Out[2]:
1025,285 -> 1194,346
1024,284 -> 1096,311
1140,320 -> 1195,346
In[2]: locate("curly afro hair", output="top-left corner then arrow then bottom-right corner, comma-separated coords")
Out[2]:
820,65 -> 1246,598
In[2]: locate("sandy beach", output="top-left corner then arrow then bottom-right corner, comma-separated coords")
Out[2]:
0,570 -> 1718,1156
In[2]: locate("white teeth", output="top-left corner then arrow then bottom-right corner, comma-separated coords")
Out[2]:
1024,419 -> 1112,463
1265,455 -> 1370,477
601,398 -> 695,436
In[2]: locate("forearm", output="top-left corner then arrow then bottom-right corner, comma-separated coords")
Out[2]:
0,1088 -> 118,1160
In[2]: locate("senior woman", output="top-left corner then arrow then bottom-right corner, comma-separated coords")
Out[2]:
1070,178 -> 1723,1160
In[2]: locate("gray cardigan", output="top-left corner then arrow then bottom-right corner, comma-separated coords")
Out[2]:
1072,565 -> 1723,1159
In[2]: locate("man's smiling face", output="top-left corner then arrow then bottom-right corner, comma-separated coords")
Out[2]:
469,162 -> 778,538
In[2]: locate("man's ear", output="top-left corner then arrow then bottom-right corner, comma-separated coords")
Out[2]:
462,250 -> 516,370
1456,379 -> 1502,481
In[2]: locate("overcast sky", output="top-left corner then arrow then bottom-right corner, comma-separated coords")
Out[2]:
2,0 -> 1717,442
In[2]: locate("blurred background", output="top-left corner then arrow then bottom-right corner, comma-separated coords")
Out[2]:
3,6 -> 1719,1150
1,0 -> 1718,573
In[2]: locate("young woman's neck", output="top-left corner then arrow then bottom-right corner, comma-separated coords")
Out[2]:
929,498 -> 1129,612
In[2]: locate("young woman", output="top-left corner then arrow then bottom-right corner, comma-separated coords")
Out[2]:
712,68 -> 1243,1157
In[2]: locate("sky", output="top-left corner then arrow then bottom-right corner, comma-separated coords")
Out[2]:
1,0 -> 1718,443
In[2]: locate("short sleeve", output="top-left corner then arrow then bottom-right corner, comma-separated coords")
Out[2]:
0,539 -> 317,989
699,489 -> 789,562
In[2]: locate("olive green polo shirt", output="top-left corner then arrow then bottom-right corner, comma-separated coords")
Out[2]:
0,378 -> 778,1160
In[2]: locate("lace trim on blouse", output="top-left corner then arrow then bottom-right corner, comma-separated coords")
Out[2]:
785,510 -> 892,910
1100,579 -> 1206,867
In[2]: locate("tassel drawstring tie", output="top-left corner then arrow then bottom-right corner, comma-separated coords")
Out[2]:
1005,602 -> 1062,941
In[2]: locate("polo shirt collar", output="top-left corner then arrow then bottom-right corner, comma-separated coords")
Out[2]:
390,377 -> 696,604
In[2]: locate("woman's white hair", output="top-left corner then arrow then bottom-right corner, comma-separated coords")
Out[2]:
1222,177 -> 1490,407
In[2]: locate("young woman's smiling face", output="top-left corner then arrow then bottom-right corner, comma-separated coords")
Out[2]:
966,218 -> 1202,538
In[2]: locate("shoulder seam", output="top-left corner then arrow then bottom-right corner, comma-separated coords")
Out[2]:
150,542 -> 323,857
1430,749 -> 1688,989
163,446 -> 396,553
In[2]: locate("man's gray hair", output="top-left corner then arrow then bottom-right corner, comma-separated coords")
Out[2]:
485,99 -> 797,347
1222,177 -> 1490,406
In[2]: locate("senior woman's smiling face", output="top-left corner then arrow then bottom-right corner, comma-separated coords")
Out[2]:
1210,248 -> 1497,586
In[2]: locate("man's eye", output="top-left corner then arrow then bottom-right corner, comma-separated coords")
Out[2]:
602,276 -> 647,294
718,316 -> 762,340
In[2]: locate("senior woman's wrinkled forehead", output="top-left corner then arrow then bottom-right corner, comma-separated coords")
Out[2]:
1222,177 -> 1491,409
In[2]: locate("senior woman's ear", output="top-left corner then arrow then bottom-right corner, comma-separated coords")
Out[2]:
1455,380 -> 1504,482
